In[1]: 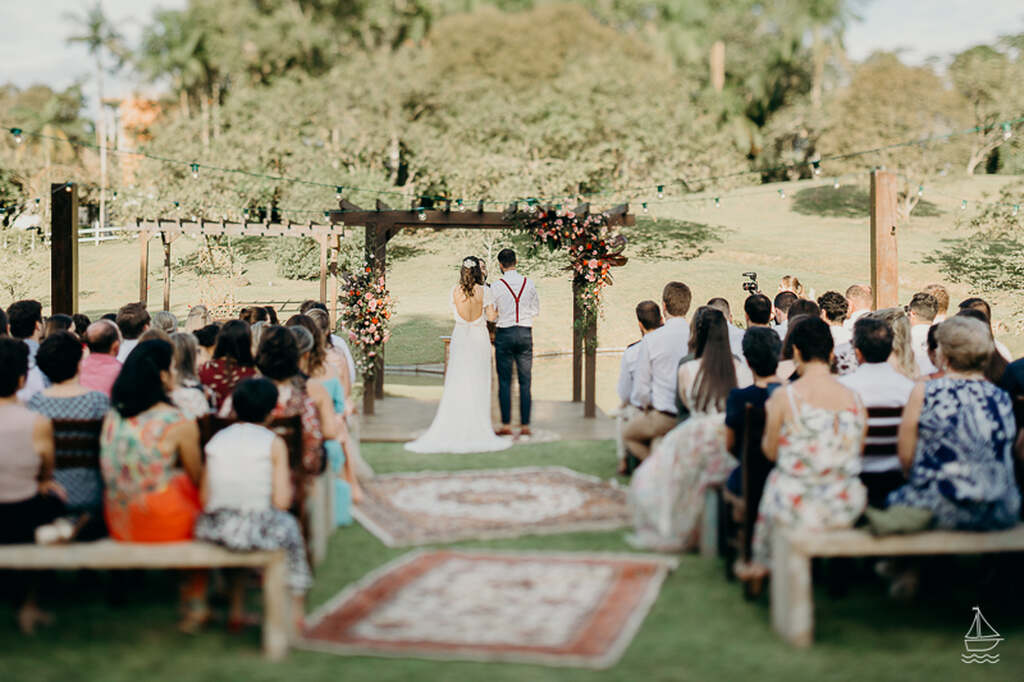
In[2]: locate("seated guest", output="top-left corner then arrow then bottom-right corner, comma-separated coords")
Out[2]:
925,325 -> 944,380
193,323 -> 219,366
80,321 -> 122,397
624,282 -> 693,460
617,301 -> 662,471
151,310 -> 179,334
907,292 -> 938,375
184,305 -> 211,333
817,291 -> 851,347
959,297 -> 1012,361
741,317 -> 867,581
743,294 -> 775,334
198,320 -> 257,410
306,308 -> 353,409
957,308 -> 1009,384
778,275 -> 804,298
0,337 -> 65,634
838,318 -> 914,507
301,300 -> 358,388
775,313 -> 811,381
43,314 -> 74,338
0,307 -> 7,336
923,283 -> 950,323
139,328 -> 171,343
843,284 -> 872,331
9,300 -> 47,401
1000,356 -> 1024,397
263,306 -> 279,325
238,306 -> 269,325
707,297 -> 744,356
788,298 -> 820,320
169,332 -> 212,420
889,317 -> 1020,528
26,332 -> 109,537
195,377 -> 312,632
71,313 -> 91,339
100,340 -> 206,629
723,327 -> 782,499
873,308 -> 918,380
773,291 -> 798,340
115,302 -> 150,362
628,308 -> 743,551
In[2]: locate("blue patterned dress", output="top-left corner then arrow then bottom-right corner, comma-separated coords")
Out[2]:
887,378 -> 1020,529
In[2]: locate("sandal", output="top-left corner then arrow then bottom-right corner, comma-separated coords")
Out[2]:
227,612 -> 262,633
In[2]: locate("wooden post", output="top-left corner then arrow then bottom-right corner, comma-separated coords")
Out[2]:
318,233 -> 329,304
138,220 -> 149,305
869,170 -> 899,309
161,229 -> 173,312
572,281 -> 583,403
362,223 -> 379,415
50,182 -> 78,315
583,313 -> 597,418
710,41 -> 726,93
329,235 -> 341,328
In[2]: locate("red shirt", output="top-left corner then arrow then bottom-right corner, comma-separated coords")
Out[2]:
198,358 -> 257,409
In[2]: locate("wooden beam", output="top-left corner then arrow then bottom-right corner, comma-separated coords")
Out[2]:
161,228 -> 173,312
329,235 -> 341,328
584,315 -> 597,418
328,209 -> 514,229
869,170 -> 899,309
572,280 -> 583,403
318,231 -> 328,304
50,182 -> 78,315
135,220 -> 341,237
138,220 -> 149,305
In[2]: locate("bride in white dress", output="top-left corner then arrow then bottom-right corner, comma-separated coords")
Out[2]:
405,257 -> 513,453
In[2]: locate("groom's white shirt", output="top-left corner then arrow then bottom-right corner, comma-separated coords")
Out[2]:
493,269 -> 540,328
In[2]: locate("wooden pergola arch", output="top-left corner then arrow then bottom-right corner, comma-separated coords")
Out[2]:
328,199 -> 636,417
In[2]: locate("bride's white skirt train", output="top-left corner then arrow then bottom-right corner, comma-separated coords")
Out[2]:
405,317 -> 512,454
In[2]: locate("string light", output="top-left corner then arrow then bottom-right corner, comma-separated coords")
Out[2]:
833,178 -> 840,189
1013,205 -> 1019,217
335,186 -> 344,200
417,207 -> 427,221
812,161 -> 821,176
65,182 -> 73,192
960,199 -> 968,210
657,185 -> 664,200
778,188 -> 786,199
917,185 -> 924,197
642,202 -> 649,214
10,127 -> 22,144
1002,122 -> 1012,140
190,162 -> 200,179
713,197 -> 720,208
456,199 -> 465,212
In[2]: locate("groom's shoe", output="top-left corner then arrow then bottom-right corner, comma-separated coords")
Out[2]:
518,426 -> 532,438
495,426 -> 515,437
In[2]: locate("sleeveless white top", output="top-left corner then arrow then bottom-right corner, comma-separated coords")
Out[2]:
203,423 -> 275,512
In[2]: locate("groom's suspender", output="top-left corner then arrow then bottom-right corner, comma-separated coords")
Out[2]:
499,278 -> 529,324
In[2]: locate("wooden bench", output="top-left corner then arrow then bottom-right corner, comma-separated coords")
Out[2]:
771,525 -> 1024,647
0,540 -> 291,659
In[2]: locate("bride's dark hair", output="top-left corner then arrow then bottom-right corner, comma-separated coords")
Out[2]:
459,257 -> 482,298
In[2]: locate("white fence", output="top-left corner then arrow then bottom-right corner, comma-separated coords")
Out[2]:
78,225 -> 133,244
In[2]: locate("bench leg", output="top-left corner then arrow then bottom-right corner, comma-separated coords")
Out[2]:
700,488 -> 719,558
308,475 -> 329,566
263,554 -> 290,661
771,529 -> 813,647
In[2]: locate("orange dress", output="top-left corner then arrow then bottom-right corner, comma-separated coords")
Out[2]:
100,407 -> 201,542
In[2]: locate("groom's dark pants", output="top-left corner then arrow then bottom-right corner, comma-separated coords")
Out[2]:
495,326 -> 533,426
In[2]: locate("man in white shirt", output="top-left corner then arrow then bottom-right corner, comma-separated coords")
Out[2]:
907,292 -> 938,376
616,301 -> 662,472
115,302 -> 151,363
492,249 -> 541,437
838,317 -> 914,507
817,291 -> 852,347
8,300 -> 47,402
707,297 -> 744,357
772,291 -> 797,340
843,284 -> 873,332
624,282 -> 693,460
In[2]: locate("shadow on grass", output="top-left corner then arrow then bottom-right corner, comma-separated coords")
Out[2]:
386,313 -> 453,365
792,185 -> 943,218
626,217 -> 724,262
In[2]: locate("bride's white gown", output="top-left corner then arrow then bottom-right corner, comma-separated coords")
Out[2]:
405,286 -> 513,453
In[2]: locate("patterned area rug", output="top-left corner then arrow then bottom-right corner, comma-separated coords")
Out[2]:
299,550 -> 677,669
353,467 -> 631,547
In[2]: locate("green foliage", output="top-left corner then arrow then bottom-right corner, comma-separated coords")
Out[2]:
791,185 -> 943,219
626,217 -> 723,261
273,237 -> 321,280
925,180 -> 1024,330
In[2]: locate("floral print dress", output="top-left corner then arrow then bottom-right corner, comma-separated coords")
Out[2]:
751,385 -> 867,565
887,378 -> 1020,529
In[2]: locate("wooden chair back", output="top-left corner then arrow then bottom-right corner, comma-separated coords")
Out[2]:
52,418 -> 104,469
863,405 -> 903,465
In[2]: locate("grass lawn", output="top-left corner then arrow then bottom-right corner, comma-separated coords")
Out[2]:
4,440 -> 1022,682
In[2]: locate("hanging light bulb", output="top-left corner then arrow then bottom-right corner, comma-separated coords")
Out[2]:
917,185 -> 924,197
960,199 -> 968,210
778,188 -> 786,199
713,197 -> 720,208
833,178 -> 840,189
657,185 -> 664,200
173,201 -> 180,208
335,186 -> 343,201
1013,204 -> 1020,217
10,128 -> 23,144
190,162 -> 199,179
642,202 -> 649,214
1002,122 -> 1012,140
111,191 -> 117,201
457,199 -> 465,212
242,208 -> 250,220
417,208 -> 427,221
65,182 -> 73,193
812,161 -> 821,176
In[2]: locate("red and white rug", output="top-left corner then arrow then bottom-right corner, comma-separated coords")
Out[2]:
352,467 -> 631,547
299,549 -> 676,669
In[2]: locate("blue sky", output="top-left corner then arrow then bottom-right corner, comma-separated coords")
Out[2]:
2,0 -> 1023,106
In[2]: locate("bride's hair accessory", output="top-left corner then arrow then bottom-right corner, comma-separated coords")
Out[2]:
462,257 -> 477,269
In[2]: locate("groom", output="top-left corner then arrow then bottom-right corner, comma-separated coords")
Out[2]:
492,248 -> 540,438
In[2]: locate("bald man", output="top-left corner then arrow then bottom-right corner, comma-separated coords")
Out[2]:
80,320 -> 123,396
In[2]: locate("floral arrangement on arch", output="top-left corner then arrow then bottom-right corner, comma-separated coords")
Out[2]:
339,267 -> 394,379
509,205 -> 628,319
